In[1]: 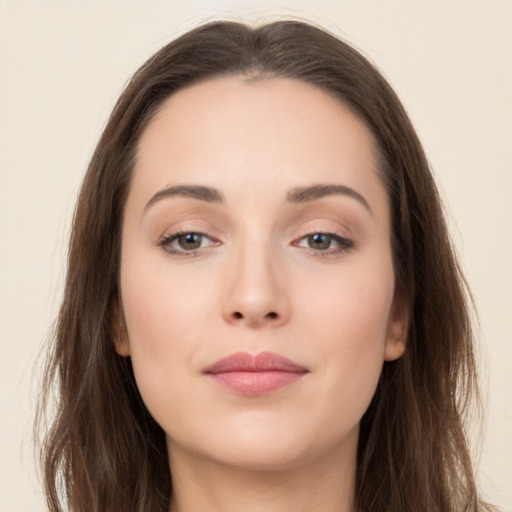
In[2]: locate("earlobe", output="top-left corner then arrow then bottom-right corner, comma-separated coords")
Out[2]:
384,335 -> 407,361
112,297 -> 130,357
115,337 -> 131,358
384,289 -> 408,362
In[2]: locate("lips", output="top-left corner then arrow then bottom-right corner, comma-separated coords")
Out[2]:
203,352 -> 309,396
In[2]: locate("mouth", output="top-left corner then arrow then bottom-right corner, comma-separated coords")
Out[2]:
203,351 -> 309,396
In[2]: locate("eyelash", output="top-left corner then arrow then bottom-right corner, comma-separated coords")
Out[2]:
158,230 -> 354,258
292,230 -> 354,257
159,230 -> 217,258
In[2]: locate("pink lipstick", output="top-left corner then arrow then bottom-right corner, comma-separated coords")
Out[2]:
203,352 -> 308,396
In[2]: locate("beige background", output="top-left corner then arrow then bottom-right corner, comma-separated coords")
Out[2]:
1,1 -> 510,510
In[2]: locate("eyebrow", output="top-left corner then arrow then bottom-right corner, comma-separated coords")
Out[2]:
286,184 -> 372,214
144,185 -> 224,212
143,183 -> 372,214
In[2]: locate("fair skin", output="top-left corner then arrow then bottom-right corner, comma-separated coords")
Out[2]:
116,77 -> 407,512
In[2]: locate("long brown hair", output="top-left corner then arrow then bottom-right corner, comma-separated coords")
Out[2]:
36,20 -> 494,511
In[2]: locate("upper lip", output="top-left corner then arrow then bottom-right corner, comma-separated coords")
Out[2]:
204,351 -> 309,374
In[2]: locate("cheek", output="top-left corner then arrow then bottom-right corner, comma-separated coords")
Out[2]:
299,260 -> 394,413
121,254 -> 215,350
119,252 -> 219,418
302,258 -> 394,347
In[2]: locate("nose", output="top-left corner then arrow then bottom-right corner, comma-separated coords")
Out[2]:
221,243 -> 290,328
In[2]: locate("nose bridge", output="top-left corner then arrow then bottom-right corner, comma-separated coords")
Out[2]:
222,228 -> 289,327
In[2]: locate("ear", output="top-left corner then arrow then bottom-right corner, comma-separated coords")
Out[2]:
384,287 -> 408,362
112,297 -> 130,357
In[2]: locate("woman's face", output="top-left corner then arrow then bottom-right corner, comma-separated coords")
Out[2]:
117,77 -> 406,471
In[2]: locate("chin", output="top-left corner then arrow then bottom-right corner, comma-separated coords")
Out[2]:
167,413 -> 359,473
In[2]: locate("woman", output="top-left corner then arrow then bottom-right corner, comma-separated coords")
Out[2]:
36,20 -> 495,511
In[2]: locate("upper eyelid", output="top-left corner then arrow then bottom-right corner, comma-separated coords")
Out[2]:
159,231 -> 218,257
293,232 -> 353,249
159,229 -> 352,249
160,232 -> 353,262
160,216 -> 353,236
162,230 -> 217,245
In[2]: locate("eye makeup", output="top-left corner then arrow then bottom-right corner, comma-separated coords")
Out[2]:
157,226 -> 354,260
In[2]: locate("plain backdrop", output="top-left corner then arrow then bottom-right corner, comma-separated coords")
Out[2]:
1,1 -> 511,510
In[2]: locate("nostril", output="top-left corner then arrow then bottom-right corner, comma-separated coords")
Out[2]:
231,311 -> 278,320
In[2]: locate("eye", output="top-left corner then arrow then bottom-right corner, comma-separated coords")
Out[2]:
294,232 -> 353,255
159,231 -> 217,256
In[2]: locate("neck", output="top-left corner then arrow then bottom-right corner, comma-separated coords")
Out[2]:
167,435 -> 357,512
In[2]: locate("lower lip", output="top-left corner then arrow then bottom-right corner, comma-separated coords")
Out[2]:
208,371 -> 305,396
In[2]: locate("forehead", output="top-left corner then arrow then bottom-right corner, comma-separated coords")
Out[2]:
137,76 -> 376,163
131,76 -> 387,215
